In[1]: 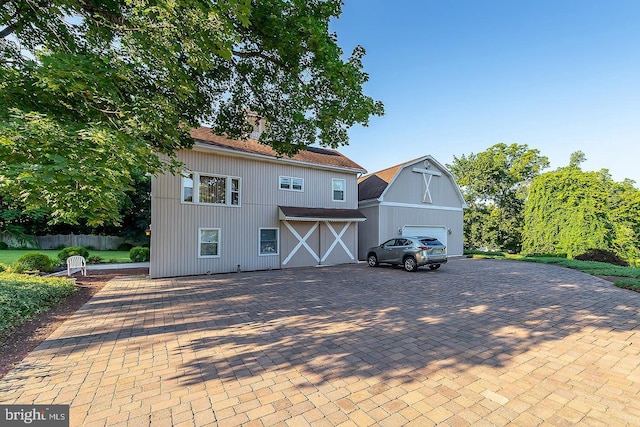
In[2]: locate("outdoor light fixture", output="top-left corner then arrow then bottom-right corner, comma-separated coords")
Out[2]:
145,225 -> 151,237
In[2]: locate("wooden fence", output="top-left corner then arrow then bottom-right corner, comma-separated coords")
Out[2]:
1,234 -> 128,250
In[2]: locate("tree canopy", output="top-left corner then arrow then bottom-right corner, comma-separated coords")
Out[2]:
448,143 -> 549,252
523,159 -> 640,262
1,0 -> 383,226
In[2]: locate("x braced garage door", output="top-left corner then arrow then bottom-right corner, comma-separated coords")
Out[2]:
280,220 -> 357,268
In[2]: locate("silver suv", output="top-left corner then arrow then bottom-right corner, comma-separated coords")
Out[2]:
366,236 -> 447,272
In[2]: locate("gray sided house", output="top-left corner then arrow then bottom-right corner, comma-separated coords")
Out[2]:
357,156 -> 467,260
150,127 -> 366,278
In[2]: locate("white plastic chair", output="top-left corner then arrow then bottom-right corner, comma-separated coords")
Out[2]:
67,255 -> 87,276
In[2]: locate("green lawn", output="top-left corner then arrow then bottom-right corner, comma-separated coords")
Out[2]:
0,273 -> 77,337
0,249 -> 132,266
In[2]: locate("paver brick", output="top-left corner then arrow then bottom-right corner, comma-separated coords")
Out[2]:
0,260 -> 638,426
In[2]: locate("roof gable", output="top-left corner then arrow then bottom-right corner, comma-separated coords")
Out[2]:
358,155 -> 467,207
190,127 -> 366,173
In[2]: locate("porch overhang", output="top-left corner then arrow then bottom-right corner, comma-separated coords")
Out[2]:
278,206 -> 367,222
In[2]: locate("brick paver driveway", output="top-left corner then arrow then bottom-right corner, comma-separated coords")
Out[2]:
1,258 -> 639,426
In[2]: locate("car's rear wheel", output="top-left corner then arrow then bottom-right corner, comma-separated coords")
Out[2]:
429,264 -> 441,270
367,254 -> 379,267
404,256 -> 417,272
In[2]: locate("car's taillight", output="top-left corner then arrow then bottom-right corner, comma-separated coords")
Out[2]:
421,246 -> 431,250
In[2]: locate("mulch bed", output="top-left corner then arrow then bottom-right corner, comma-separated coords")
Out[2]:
0,268 -> 148,380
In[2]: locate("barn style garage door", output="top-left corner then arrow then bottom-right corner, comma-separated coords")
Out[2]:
279,206 -> 366,269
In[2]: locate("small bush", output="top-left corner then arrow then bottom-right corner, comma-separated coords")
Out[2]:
0,273 -> 76,335
14,253 -> 53,273
130,247 -> 150,262
575,249 -> 629,267
58,246 -> 90,262
117,242 -> 134,251
87,255 -> 103,264
0,264 -> 6,272
0,242 -> 8,250
615,279 -> 640,292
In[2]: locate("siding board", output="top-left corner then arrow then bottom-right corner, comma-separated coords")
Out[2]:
151,148 -> 361,277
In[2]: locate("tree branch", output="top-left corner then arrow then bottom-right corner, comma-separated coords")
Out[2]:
232,49 -> 292,72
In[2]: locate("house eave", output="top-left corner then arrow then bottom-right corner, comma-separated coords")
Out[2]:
192,141 -> 367,175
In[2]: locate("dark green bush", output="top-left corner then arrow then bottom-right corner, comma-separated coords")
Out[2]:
575,249 -> 628,266
615,279 -> 640,291
0,242 -> 8,250
87,255 -> 103,264
0,273 -> 76,334
58,246 -> 90,262
117,242 -> 134,251
129,247 -> 150,262
15,253 -> 53,273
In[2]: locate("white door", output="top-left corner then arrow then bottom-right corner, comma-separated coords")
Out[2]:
402,225 -> 448,249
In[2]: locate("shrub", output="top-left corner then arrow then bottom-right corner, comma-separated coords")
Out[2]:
130,247 -> 150,262
0,242 -> 8,250
117,242 -> 134,251
615,279 -> 640,292
58,246 -> 90,262
575,249 -> 629,267
0,273 -> 76,335
87,255 -> 103,264
14,253 -> 53,273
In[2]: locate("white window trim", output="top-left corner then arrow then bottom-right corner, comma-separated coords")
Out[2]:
332,178 -> 346,202
198,227 -> 221,258
258,227 -> 279,256
181,172 -> 194,203
279,176 -> 304,192
182,171 -> 241,207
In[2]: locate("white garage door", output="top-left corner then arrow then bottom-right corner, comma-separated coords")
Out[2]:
402,225 -> 448,249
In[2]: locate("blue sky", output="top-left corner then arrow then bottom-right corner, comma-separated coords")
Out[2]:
330,0 -> 640,184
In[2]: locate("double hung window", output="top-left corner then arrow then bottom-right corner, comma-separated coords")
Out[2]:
332,178 -> 346,202
259,228 -> 279,256
199,228 -> 220,257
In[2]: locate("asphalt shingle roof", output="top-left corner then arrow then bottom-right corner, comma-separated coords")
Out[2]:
190,127 -> 366,173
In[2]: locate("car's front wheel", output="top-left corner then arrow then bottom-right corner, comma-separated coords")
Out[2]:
403,256 -> 418,272
429,264 -> 441,270
367,254 -> 379,267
